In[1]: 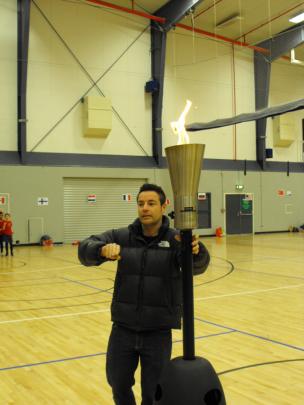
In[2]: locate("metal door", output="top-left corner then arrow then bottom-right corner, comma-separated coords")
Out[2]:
63,178 -> 146,243
225,194 -> 253,235
28,217 -> 45,243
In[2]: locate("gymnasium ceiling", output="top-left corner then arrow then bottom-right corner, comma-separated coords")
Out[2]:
90,0 -> 304,60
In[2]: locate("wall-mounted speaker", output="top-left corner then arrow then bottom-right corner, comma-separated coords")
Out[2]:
265,148 -> 273,158
145,79 -> 159,93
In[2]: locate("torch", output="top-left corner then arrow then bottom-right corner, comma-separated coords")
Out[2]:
153,101 -> 226,405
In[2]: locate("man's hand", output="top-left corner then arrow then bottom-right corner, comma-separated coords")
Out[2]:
175,234 -> 200,255
191,235 -> 200,255
101,243 -> 121,260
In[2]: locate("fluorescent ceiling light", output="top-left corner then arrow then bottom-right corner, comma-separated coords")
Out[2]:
216,13 -> 243,28
289,11 -> 304,24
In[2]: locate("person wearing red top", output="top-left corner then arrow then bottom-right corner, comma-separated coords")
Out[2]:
0,211 -> 3,255
3,213 -> 13,256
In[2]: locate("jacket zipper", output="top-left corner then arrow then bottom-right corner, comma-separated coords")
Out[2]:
136,247 -> 147,328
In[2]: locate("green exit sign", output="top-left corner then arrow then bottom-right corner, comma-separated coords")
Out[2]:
235,184 -> 244,191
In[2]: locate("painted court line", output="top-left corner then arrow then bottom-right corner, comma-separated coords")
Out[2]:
0,331 -> 232,372
173,330 -> 235,343
0,264 -> 82,276
195,318 -> 304,352
1,284 -> 302,326
195,283 -> 304,301
62,277 -> 112,294
233,255 -> 304,265
0,352 -> 106,372
0,308 -> 110,325
235,267 -> 304,281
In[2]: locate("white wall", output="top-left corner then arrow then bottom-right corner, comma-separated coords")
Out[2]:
163,29 -> 256,160
27,0 -> 152,155
1,0 -> 303,163
163,27 -> 304,162
267,59 -> 304,162
0,0 -> 17,151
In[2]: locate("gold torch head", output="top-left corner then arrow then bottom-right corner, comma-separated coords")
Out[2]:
165,144 -> 205,230
167,100 -> 205,230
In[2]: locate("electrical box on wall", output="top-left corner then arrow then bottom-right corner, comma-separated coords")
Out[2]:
272,114 -> 296,147
83,96 -> 112,137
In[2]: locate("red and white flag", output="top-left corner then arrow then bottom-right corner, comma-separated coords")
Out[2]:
122,194 -> 131,202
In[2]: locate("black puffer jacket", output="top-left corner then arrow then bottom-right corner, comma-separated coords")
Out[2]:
78,216 -> 210,331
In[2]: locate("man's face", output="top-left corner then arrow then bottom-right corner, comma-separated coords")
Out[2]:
137,191 -> 166,227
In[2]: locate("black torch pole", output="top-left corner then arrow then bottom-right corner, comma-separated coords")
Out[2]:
180,229 -> 195,360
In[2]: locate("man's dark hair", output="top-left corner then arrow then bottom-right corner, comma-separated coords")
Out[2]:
137,183 -> 166,205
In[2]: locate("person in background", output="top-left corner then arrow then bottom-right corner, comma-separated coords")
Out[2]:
0,211 -> 3,255
3,213 -> 13,256
78,183 -> 210,405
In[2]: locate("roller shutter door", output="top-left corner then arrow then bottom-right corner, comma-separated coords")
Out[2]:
63,177 -> 146,243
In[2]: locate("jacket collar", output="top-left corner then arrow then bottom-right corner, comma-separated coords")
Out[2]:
129,215 -> 170,239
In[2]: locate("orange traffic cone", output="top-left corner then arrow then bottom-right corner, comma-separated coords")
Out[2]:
215,227 -> 223,237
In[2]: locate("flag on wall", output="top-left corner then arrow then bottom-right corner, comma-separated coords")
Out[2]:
37,197 -> 49,206
87,194 -> 97,203
122,194 -> 131,202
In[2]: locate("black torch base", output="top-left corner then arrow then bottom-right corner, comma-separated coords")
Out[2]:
153,356 -> 226,405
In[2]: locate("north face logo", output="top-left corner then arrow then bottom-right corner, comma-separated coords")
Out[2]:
158,241 -> 170,248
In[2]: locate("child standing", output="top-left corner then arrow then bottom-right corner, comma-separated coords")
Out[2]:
3,213 -> 13,256
0,211 -> 3,255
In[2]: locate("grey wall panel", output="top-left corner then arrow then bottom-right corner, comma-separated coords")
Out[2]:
259,172 -> 303,232
0,165 -> 155,244
63,177 -> 146,243
0,164 -> 303,244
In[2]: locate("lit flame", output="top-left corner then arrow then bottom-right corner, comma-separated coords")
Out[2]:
170,100 -> 192,145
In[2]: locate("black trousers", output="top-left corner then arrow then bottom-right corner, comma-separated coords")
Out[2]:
106,323 -> 172,405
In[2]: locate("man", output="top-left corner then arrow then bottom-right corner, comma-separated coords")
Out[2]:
78,183 -> 210,405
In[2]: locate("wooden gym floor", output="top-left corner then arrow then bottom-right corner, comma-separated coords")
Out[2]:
0,233 -> 303,404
